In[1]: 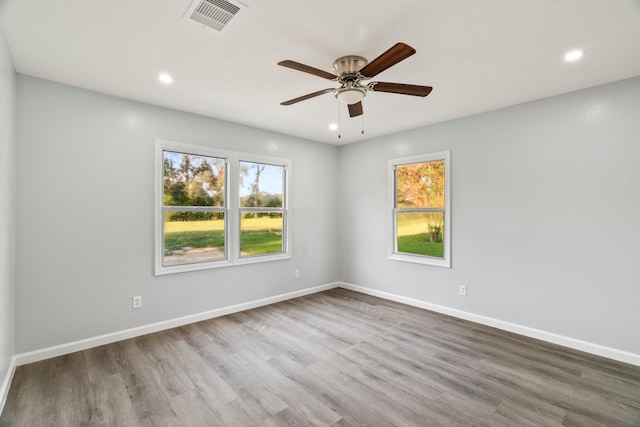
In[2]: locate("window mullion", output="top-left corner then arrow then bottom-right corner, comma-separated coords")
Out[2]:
162,206 -> 225,212
395,207 -> 445,213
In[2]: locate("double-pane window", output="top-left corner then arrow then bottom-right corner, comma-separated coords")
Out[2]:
162,151 -> 226,267
390,151 -> 451,267
155,140 -> 290,275
239,161 -> 286,257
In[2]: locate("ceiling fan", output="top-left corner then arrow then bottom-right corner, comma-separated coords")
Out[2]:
277,42 -> 433,118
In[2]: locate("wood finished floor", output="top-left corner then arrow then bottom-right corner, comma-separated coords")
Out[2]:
2,288 -> 639,426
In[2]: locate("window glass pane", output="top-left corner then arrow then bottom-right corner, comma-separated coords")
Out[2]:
163,212 -> 225,266
163,151 -> 225,207
239,161 -> 284,208
240,213 -> 283,256
396,211 -> 444,258
396,160 -> 445,208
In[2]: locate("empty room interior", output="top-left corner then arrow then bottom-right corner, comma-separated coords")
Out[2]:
1,0 -> 640,425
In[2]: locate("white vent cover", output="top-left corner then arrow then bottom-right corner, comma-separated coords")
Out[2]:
187,0 -> 241,31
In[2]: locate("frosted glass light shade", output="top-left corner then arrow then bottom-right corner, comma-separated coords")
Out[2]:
335,87 -> 366,105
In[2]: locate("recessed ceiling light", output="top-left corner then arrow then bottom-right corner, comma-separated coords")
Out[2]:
158,73 -> 174,85
329,123 -> 338,131
564,50 -> 584,62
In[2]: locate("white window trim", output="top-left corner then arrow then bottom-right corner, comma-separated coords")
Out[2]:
234,153 -> 291,266
155,139 -> 291,275
388,150 -> 451,268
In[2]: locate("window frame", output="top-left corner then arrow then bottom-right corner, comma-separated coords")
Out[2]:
235,155 -> 291,266
155,139 -> 291,275
388,150 -> 451,268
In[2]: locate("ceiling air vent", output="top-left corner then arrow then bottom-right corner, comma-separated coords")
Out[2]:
187,0 -> 241,31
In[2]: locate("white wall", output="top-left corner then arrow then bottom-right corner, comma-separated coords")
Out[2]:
0,29 -> 16,404
15,76 -> 339,353
338,77 -> 640,356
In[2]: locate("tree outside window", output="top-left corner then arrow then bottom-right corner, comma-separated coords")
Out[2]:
239,161 -> 286,257
155,140 -> 291,275
390,151 -> 451,267
162,151 -> 226,267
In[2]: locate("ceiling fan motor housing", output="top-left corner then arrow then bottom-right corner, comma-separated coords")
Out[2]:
332,55 -> 368,78
333,55 -> 368,104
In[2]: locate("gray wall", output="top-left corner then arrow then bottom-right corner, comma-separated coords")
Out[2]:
12,71 -> 640,358
338,77 -> 640,355
15,76 -> 339,353
0,29 -> 15,393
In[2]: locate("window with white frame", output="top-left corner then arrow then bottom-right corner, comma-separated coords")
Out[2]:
389,151 -> 451,267
239,160 -> 287,258
155,140 -> 290,275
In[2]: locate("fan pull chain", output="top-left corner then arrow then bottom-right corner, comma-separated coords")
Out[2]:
361,114 -> 365,135
337,102 -> 342,139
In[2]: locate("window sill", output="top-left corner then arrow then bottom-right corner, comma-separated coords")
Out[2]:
235,253 -> 291,266
155,259 -> 234,276
389,253 -> 451,268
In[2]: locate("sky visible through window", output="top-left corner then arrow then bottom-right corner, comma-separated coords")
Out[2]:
240,162 -> 284,198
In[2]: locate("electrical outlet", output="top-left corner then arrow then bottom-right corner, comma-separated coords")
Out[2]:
132,296 -> 142,309
459,285 -> 467,296
295,269 -> 300,278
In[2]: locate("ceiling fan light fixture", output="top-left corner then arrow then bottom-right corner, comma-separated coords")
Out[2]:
335,85 -> 366,105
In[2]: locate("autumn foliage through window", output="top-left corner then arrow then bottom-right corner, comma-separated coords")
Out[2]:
391,151 -> 451,267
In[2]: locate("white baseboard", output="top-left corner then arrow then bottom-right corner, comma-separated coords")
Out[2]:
15,282 -> 340,366
338,282 -> 640,367
0,356 -> 16,415
14,281 -> 640,368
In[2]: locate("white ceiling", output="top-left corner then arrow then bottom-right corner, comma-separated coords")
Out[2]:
1,0 -> 639,145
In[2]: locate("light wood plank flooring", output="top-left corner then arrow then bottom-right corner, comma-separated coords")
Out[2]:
2,288 -> 639,426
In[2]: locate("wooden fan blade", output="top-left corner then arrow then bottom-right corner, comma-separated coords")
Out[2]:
281,88 -> 335,105
278,60 -> 336,80
370,82 -> 433,97
348,101 -> 363,117
359,43 -> 416,78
